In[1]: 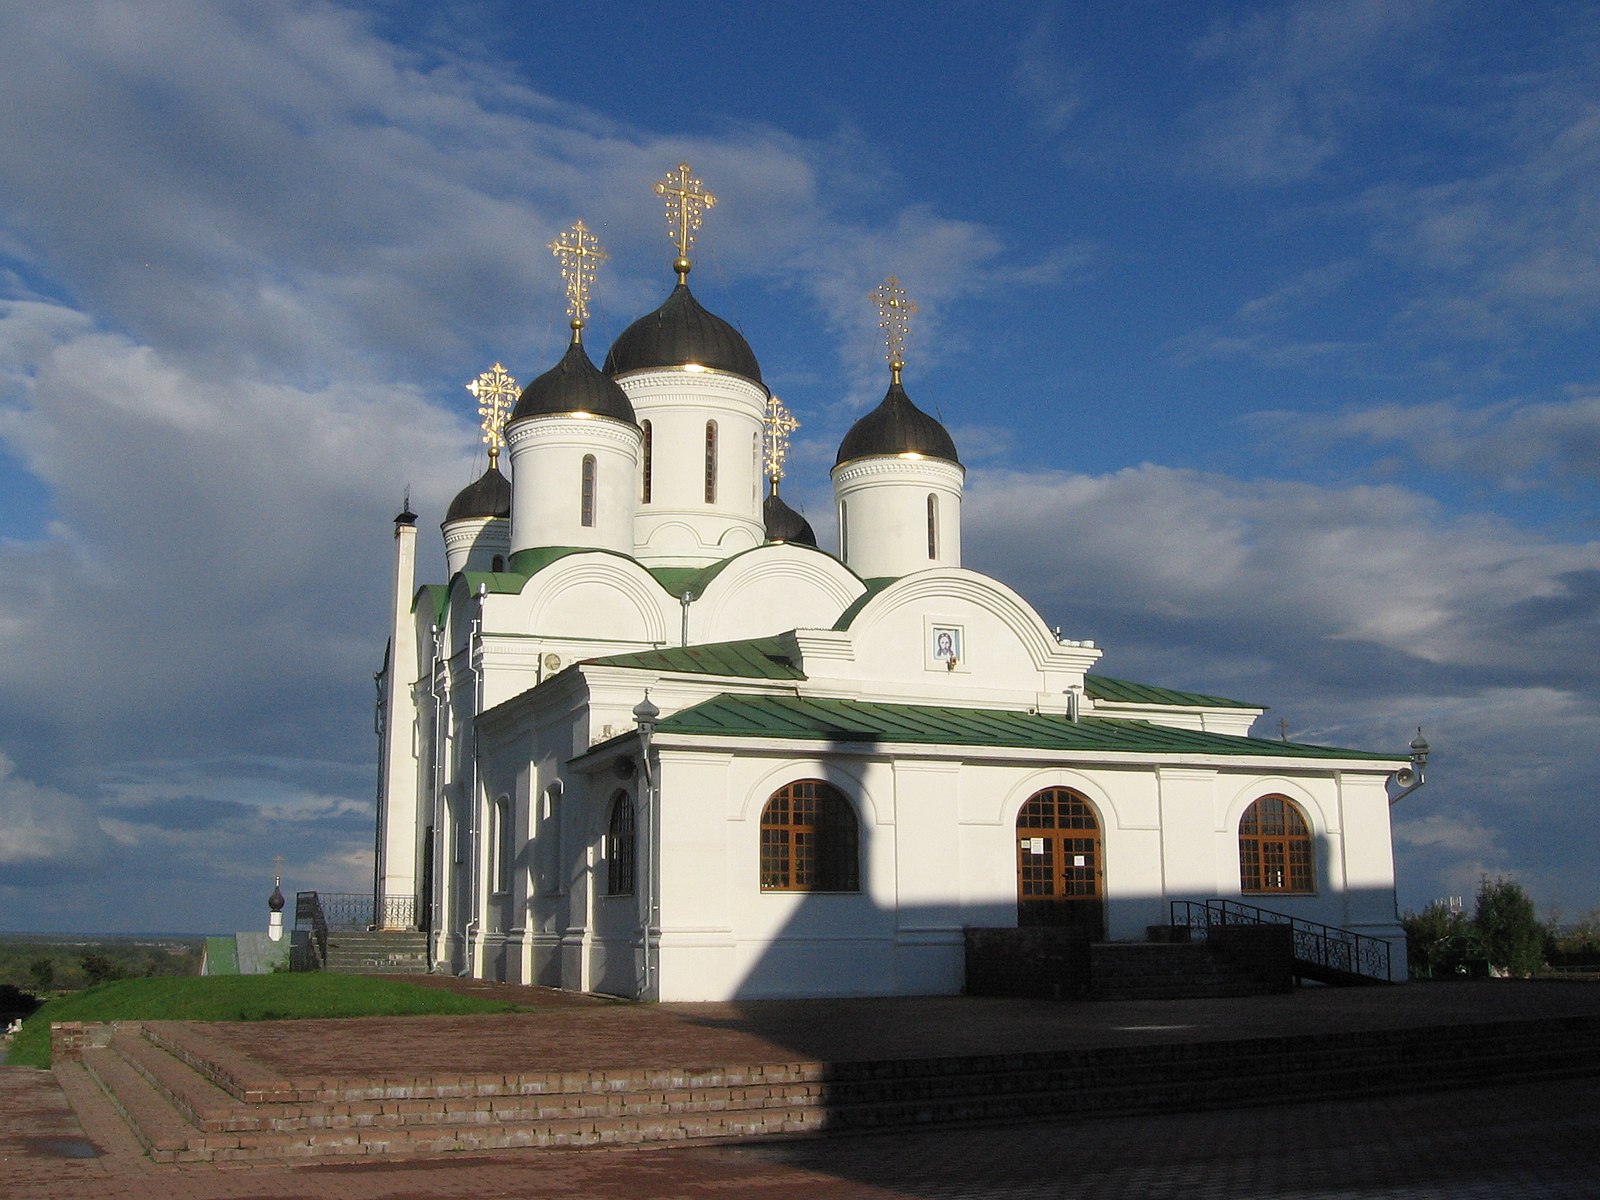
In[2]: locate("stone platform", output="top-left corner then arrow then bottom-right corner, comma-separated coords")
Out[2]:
44,978 -> 1600,1165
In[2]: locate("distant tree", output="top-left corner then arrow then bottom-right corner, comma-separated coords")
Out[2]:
1473,875 -> 1544,977
79,951 -> 124,986
27,958 -> 54,992
1402,901 -> 1478,978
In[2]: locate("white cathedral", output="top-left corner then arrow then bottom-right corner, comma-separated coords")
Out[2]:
374,164 -> 1416,1001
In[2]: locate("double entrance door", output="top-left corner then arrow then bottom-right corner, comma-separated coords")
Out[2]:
1016,787 -> 1104,938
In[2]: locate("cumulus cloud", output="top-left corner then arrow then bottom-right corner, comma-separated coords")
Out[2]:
1259,393 -> 1600,492
963,463 -> 1600,909
0,753 -> 113,878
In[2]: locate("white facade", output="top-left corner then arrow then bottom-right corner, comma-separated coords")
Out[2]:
373,259 -> 1414,1001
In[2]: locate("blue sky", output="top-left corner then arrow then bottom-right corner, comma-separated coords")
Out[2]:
1,0 -> 1597,933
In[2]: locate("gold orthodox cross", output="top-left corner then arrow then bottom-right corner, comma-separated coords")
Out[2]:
870,276 -> 917,383
655,161 -> 716,280
467,363 -> 518,467
764,395 -> 800,489
548,219 -> 608,334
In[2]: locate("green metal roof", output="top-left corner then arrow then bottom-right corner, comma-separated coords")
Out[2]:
203,936 -> 239,975
587,636 -> 805,680
831,577 -> 900,630
1085,673 -> 1257,709
655,693 -> 1395,761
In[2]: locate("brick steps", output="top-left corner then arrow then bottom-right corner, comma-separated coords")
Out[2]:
1089,943 -> 1271,1000
62,1013 -> 1600,1163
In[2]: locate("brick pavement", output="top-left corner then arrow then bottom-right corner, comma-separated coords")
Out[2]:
8,1066 -> 1600,1197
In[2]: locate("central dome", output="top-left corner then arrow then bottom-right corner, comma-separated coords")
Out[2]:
604,283 -> 762,383
835,380 -> 960,466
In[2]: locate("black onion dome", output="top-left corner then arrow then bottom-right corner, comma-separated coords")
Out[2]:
444,464 -> 511,523
268,884 -> 285,913
603,283 -> 762,383
763,490 -> 817,546
835,380 -> 960,466
512,339 -> 637,424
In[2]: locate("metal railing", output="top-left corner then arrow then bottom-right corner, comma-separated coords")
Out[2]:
294,891 -> 329,969
296,891 -> 417,933
1171,898 -> 1393,984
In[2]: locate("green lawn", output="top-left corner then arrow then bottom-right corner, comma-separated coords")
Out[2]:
7,974 -> 519,1068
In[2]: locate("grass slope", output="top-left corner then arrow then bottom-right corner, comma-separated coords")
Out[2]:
7,974 -> 518,1068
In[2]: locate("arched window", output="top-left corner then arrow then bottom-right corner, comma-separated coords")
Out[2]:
537,782 -> 563,895
926,493 -> 938,559
704,420 -> 718,503
1239,795 -> 1314,894
491,795 -> 513,894
641,420 -> 653,504
839,501 -> 848,560
606,792 -> 635,896
490,554 -> 505,572
580,455 -> 596,527
760,780 -> 859,892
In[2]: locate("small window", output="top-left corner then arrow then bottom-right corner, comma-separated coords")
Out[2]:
641,420 -> 653,504
580,455 -> 596,527
839,501 -> 848,560
606,792 -> 635,896
492,795 -> 513,894
538,782 -> 563,895
760,780 -> 859,892
1239,796 -> 1315,894
490,554 -> 505,572
927,493 -> 938,559
704,421 -> 718,504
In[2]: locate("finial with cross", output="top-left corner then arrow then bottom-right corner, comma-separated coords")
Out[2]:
466,363 -> 518,468
548,219 -> 608,341
654,161 -> 716,283
763,395 -> 800,493
870,276 -> 917,385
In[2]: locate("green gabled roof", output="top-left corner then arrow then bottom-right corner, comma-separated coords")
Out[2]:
655,694 -> 1395,761
1085,673 -> 1257,709
414,583 -> 449,622
587,636 -> 805,680
831,577 -> 900,630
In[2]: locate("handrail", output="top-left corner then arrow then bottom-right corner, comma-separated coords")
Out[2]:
294,890 -> 329,969
295,891 -> 417,934
1171,898 -> 1393,983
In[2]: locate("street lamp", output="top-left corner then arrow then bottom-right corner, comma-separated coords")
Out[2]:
633,692 -> 660,997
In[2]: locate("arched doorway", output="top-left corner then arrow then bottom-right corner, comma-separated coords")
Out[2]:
1016,787 -> 1104,937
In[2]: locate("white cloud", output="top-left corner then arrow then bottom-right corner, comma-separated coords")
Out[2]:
0,753 -> 112,874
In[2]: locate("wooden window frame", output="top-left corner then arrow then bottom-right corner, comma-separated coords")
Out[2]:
760,780 -> 859,892
1239,795 -> 1315,895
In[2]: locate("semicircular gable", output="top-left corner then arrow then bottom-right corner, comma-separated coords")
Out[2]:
521,555 -> 672,642
696,545 -> 865,643
842,568 -> 1067,670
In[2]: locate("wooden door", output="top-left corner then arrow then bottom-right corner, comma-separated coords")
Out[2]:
1016,788 -> 1104,937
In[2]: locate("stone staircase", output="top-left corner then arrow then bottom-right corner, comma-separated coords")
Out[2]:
321,931 -> 429,975
52,1011 -> 1600,1164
